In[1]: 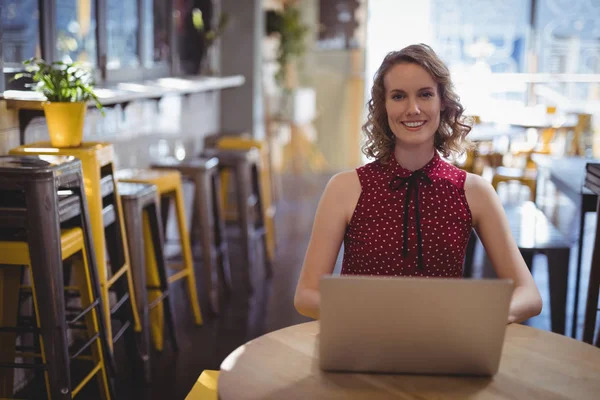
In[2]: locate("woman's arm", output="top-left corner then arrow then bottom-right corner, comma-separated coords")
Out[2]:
465,174 -> 543,324
294,170 -> 361,319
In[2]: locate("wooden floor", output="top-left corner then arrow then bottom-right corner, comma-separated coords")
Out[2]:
16,171 -> 598,399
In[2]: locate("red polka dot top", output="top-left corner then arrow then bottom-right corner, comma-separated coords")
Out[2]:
341,151 -> 472,277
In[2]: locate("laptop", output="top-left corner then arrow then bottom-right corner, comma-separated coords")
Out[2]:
319,276 -> 514,376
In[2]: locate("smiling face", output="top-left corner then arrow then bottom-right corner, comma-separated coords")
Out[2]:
384,62 -> 443,149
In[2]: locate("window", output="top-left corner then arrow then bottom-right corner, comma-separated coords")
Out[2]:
106,0 -> 140,70
56,0 -> 98,66
536,0 -> 600,75
1,0 -> 41,66
534,0 -> 600,105
150,0 -> 170,66
1,0 -> 176,85
431,0 -> 531,74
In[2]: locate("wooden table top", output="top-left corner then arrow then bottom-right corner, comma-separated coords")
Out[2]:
218,321 -> 600,399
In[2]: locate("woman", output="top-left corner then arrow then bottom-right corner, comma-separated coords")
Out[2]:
294,44 -> 542,323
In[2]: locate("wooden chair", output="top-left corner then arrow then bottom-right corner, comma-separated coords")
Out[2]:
464,202 -> 570,334
583,163 -> 600,347
569,113 -> 592,156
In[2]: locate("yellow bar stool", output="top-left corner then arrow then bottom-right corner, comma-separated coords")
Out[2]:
116,168 -> 203,325
208,135 -> 277,264
119,182 -> 179,382
0,153 -> 116,399
9,143 -> 142,351
0,229 -> 113,399
185,370 -> 219,400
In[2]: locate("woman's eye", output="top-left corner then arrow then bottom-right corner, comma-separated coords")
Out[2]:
392,94 -> 404,100
421,92 -> 434,98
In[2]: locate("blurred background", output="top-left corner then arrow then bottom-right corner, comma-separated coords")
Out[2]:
1,1 -> 599,399
1,0 -> 599,168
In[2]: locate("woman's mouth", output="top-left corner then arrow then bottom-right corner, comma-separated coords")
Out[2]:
401,121 -> 427,131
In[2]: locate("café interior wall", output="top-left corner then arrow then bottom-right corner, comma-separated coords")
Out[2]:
296,0 -> 366,171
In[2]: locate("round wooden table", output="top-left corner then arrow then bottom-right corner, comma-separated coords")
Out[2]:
218,321 -> 600,399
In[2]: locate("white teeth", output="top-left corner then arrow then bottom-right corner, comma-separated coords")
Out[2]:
403,121 -> 425,128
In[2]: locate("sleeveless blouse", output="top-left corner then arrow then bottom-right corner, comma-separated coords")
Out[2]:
341,151 -> 472,277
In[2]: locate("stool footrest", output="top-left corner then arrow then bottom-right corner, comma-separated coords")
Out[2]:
100,175 -> 115,198
70,333 -> 100,360
68,299 -> 100,325
72,363 -> 103,397
0,362 -> 46,370
106,265 -> 128,288
110,293 -> 130,315
167,269 -> 189,284
15,345 -> 36,352
68,323 -> 88,330
0,326 -> 39,333
112,320 -> 131,344
102,204 -> 116,227
148,291 -> 169,310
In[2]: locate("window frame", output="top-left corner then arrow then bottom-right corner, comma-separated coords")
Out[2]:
1,0 -> 174,86
100,0 -> 173,83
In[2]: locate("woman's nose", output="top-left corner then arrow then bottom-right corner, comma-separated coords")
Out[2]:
406,99 -> 420,115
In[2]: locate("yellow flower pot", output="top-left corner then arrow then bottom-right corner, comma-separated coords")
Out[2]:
42,102 -> 87,147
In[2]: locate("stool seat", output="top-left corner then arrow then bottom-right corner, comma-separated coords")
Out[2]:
154,156 -> 219,171
0,227 -> 84,264
203,147 -> 261,165
119,181 -> 158,200
117,168 -> 182,193
10,141 -> 115,166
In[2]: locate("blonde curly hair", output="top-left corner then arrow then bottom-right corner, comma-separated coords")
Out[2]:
361,44 -> 472,162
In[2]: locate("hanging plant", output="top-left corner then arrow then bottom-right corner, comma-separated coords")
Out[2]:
266,4 -> 309,86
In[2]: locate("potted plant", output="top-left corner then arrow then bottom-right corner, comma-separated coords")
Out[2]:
14,58 -> 103,147
266,4 -> 308,86
192,8 -> 230,75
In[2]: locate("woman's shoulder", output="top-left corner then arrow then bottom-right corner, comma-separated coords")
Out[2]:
464,172 -> 494,194
435,158 -> 469,189
327,169 -> 361,196
356,159 -> 388,182
324,169 -> 363,224
464,172 -> 497,225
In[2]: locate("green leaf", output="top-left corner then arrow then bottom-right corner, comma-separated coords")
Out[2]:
15,58 -> 102,110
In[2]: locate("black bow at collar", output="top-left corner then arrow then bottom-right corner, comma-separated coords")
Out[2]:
389,170 -> 432,270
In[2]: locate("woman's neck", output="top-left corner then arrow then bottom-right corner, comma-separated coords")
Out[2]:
393,143 -> 436,172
